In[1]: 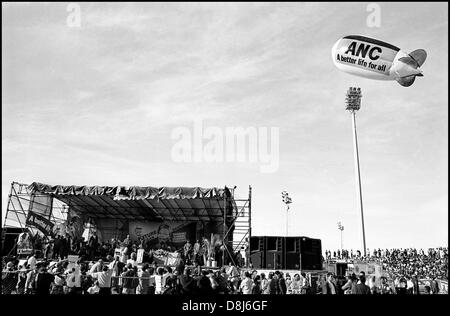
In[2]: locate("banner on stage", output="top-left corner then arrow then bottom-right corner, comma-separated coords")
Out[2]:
26,210 -> 54,236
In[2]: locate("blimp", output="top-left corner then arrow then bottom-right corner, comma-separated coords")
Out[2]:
332,35 -> 427,87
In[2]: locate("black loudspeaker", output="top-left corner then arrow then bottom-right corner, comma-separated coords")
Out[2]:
250,236 -> 265,252
265,236 -> 283,269
250,236 -> 322,270
250,251 -> 265,269
250,236 -> 266,268
299,237 -> 322,270
284,237 -> 301,269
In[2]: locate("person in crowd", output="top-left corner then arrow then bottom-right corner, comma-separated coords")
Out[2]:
239,271 -> 253,294
80,264 -> 93,295
354,275 -> 371,295
16,265 -> 28,294
90,265 -> 114,295
300,272 -> 310,294
430,276 -> 440,294
322,273 -> 337,295
50,265 -> 66,294
154,267 -> 167,294
109,255 -> 125,294
260,273 -> 270,294
396,275 -> 408,295
179,267 -> 195,294
342,273 -> 357,294
89,259 -> 104,274
25,264 -> 39,294
290,273 -> 302,294
366,275 -> 376,294
206,270 -> 219,294
252,275 -> 262,294
87,280 -> 100,294
27,251 -> 37,270
336,275 -> 347,295
66,267 -> 81,294
285,273 -> 292,294
276,271 -> 287,295
127,252 -> 138,268
226,262 -> 240,293
136,263 -> 150,294
268,272 -> 279,294
412,274 -> 420,295
197,270 -> 213,294
35,265 -> 55,295
147,267 -> 156,295
378,276 -> 393,295
120,264 -> 137,294
216,268 -> 230,294
406,276 -> 414,294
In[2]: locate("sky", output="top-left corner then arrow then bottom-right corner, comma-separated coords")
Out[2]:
2,2 -> 448,252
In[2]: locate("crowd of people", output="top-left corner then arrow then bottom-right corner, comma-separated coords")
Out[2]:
3,232 -> 447,296
4,254 -> 445,295
2,254 -> 312,295
324,247 -> 448,281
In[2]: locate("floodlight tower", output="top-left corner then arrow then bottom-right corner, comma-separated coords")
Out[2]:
337,221 -> 344,251
345,87 -> 367,257
281,191 -> 292,236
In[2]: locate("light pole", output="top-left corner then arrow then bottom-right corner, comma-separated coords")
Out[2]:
345,87 -> 367,257
281,191 -> 292,236
337,221 -> 344,251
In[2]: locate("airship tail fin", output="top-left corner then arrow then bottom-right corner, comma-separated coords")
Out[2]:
409,49 -> 427,67
399,49 -> 427,69
396,75 -> 416,87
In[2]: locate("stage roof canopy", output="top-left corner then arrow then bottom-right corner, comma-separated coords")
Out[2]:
28,182 -> 236,223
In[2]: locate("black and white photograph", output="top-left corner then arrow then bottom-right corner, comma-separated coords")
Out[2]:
1,1 -> 448,308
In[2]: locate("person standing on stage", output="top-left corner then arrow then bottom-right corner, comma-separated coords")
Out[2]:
193,239 -> 201,264
184,240 -> 192,263
88,231 -> 98,259
202,237 -> 210,266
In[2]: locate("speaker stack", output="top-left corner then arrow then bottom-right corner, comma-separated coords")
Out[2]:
249,236 -> 266,269
249,235 -> 322,270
